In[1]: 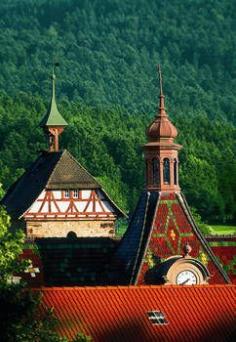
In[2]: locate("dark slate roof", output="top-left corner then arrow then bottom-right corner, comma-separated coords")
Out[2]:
47,150 -> 100,190
1,150 -> 124,219
112,191 -> 159,284
1,151 -> 62,218
112,191 -> 230,285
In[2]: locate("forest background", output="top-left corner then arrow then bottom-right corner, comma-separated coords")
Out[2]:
0,0 -> 235,224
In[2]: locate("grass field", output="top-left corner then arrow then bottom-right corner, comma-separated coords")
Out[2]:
206,225 -> 236,235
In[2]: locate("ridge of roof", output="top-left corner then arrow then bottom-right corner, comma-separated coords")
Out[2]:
177,192 -> 231,283
35,284 -> 236,290
112,192 -> 159,283
130,192 -> 152,284
112,192 -> 150,277
100,188 -> 127,218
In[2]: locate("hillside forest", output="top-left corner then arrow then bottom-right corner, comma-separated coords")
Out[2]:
0,0 -> 235,223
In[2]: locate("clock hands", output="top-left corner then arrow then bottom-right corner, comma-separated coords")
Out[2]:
180,278 -> 190,285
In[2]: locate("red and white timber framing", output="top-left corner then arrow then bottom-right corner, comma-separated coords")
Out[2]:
23,189 -> 116,220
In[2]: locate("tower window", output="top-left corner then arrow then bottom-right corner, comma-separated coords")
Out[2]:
152,158 -> 159,185
64,190 -> 70,198
174,159 -> 178,185
73,190 -> 79,198
163,158 -> 170,184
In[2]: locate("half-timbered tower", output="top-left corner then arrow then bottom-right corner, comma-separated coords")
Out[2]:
2,72 -> 124,239
112,66 -> 230,285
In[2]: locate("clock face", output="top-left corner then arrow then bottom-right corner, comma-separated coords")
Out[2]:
176,270 -> 197,285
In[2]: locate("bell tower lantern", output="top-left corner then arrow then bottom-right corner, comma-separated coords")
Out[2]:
40,67 -> 68,152
144,65 -> 182,192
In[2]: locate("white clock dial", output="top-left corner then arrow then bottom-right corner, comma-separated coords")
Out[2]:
176,270 -> 197,285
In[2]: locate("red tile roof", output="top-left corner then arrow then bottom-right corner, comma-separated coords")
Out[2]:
39,285 -> 236,342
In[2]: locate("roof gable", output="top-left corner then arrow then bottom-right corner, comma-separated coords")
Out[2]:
1,150 -> 124,219
113,191 -> 230,285
46,150 -> 100,190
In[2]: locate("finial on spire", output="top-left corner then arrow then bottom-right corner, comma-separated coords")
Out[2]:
158,64 -> 163,96
51,61 -> 59,100
157,64 -> 166,116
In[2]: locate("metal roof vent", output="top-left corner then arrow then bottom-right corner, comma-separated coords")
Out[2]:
147,311 -> 168,325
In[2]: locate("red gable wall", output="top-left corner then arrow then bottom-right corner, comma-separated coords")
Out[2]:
137,193 -> 226,284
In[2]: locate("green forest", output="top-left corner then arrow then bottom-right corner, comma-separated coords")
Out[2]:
0,0 -> 235,223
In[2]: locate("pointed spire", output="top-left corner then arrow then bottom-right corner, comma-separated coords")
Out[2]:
40,63 -> 68,152
146,64 -> 178,142
40,66 -> 68,128
157,64 -> 167,117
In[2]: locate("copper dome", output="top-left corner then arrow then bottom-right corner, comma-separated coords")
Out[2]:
147,94 -> 178,141
147,114 -> 178,141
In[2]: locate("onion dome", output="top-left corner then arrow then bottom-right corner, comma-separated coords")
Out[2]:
147,65 -> 178,142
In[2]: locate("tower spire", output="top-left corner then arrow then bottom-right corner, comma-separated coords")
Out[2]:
157,64 -> 166,116
40,63 -> 68,152
144,64 -> 182,192
158,64 -> 163,96
52,65 -> 56,102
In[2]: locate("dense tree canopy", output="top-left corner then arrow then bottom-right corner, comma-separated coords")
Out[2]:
0,0 -> 235,122
0,0 -> 235,223
0,91 -> 235,223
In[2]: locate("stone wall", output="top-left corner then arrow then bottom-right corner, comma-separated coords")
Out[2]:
26,220 -> 115,238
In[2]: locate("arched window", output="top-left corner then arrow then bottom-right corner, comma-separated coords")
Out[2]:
163,158 -> 170,184
152,158 -> 159,185
174,159 -> 178,185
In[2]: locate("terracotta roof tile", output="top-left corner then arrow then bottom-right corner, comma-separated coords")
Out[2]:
39,285 -> 236,342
